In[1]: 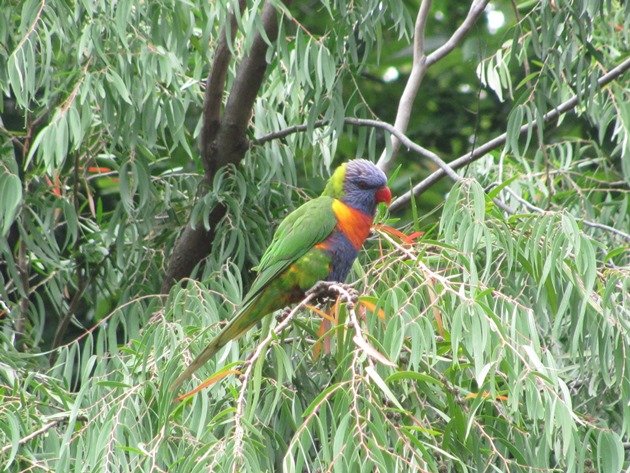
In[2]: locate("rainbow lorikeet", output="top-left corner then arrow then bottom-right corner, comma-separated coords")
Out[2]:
171,159 -> 391,391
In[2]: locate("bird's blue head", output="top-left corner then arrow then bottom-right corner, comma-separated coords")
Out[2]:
323,159 -> 391,215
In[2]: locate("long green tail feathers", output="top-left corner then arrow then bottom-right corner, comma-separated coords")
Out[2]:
170,301 -> 258,393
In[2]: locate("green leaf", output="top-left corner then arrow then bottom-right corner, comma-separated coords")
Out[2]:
106,70 -> 132,104
597,431 -> 623,473
366,365 -> 403,410
507,105 -> 524,157
0,173 -> 22,236
386,371 -> 442,386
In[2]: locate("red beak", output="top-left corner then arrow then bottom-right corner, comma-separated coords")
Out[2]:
375,186 -> 392,205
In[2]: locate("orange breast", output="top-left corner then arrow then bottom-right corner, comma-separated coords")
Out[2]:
332,199 -> 373,250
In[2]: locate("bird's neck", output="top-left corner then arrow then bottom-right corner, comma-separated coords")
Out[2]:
331,199 -> 373,250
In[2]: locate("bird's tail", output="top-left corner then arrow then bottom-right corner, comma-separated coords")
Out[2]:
170,300 -> 257,393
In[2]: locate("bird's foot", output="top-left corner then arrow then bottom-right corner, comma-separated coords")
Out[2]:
307,281 -> 359,307
306,281 -> 336,294
275,307 -> 292,323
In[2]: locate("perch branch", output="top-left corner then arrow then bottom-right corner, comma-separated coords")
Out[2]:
255,117 -> 461,182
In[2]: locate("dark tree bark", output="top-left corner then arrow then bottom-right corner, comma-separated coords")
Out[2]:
161,1 -> 286,294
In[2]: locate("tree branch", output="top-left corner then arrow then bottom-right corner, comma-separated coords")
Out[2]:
425,0 -> 489,68
160,206 -> 222,294
253,117 -> 513,214
377,0 -> 489,173
254,110 -> 627,240
214,2 -> 281,170
253,116 -> 460,181
161,1 -> 287,293
376,0 -> 432,173
200,0 -> 246,173
389,56 -> 630,212
346,118 -> 460,181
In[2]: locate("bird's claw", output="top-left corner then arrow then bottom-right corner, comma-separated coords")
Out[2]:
275,307 -> 292,323
307,281 -> 336,295
307,281 -> 358,306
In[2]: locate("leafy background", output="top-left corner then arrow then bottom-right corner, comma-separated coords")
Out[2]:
0,0 -> 629,471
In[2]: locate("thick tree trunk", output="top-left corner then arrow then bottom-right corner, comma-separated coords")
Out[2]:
160,2 -> 285,294
160,222 -> 212,294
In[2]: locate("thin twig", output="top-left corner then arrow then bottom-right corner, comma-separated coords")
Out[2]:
51,294 -> 164,354
10,0 -> 46,55
425,0 -> 489,68
503,187 -> 630,241
251,119 -> 328,144
0,419 -> 62,455
50,271 -> 86,356
50,243 -> 119,356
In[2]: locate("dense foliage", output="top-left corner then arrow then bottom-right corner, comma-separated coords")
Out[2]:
1,0 -> 628,471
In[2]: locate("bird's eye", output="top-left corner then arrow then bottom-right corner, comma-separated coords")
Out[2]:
357,181 -> 370,190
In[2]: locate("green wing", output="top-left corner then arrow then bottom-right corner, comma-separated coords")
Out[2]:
244,195 -> 337,303
170,195 -> 338,393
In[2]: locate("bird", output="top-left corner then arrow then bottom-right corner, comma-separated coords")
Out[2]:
171,159 -> 391,392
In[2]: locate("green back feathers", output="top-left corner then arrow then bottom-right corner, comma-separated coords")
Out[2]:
244,163 -> 351,307
172,167 -> 346,391
321,163 -> 347,199
244,196 -> 337,305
